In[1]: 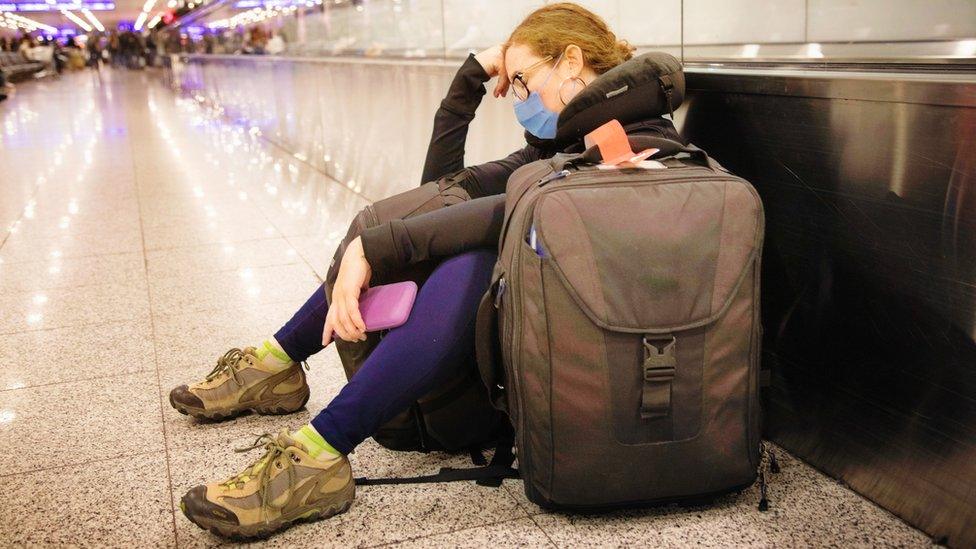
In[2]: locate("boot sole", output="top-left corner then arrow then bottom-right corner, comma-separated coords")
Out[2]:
181,482 -> 354,539
169,386 -> 310,420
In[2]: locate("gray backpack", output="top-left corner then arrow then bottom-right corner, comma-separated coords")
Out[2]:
475,136 -> 766,509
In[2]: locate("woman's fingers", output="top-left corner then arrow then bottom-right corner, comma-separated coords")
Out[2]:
332,295 -> 351,341
493,78 -> 507,98
333,290 -> 362,342
323,305 -> 340,345
493,67 -> 510,98
322,316 -> 335,346
345,295 -> 367,339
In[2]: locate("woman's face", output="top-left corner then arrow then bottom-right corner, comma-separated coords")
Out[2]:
505,43 -> 583,114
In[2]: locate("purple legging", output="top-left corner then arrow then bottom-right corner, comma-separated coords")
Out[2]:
274,249 -> 496,454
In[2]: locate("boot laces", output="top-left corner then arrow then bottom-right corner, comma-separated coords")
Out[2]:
224,432 -> 301,518
205,348 -> 251,386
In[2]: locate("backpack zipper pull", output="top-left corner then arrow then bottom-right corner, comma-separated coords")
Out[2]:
757,441 -> 776,511
758,470 -> 769,512
769,447 -> 781,474
538,169 -> 571,187
494,278 -> 507,309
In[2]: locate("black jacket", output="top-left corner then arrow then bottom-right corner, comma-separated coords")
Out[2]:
361,53 -> 682,279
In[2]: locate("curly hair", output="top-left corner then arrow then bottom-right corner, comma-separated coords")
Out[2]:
506,2 -> 635,74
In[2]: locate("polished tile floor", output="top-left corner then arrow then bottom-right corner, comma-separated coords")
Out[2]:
0,69 -> 934,547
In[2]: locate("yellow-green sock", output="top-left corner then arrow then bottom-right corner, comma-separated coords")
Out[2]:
254,337 -> 293,371
292,425 -> 341,459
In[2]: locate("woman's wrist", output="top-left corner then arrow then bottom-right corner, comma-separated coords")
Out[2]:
439,55 -> 491,114
470,52 -> 493,80
346,237 -> 368,264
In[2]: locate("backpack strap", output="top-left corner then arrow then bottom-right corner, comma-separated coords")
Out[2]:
353,427 -> 519,488
475,423 -> 516,487
475,284 -> 508,413
353,464 -> 519,487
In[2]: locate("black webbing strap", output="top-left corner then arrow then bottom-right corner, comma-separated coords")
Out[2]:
469,447 -> 488,466
353,464 -> 519,487
354,427 -> 518,488
477,428 -> 516,487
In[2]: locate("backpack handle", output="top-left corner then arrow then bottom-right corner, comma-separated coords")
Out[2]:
552,136 -> 722,172
630,136 -> 722,171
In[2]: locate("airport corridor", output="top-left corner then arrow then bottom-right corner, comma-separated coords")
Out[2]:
0,69 -> 935,547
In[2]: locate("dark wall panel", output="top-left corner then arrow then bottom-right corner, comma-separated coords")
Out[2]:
681,70 -> 976,547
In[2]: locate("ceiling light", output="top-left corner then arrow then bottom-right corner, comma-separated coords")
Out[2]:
81,8 -> 104,31
4,11 -> 57,32
61,9 -> 93,31
134,10 -> 148,30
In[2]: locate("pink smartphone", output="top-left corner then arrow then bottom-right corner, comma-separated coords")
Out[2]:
358,281 -> 418,332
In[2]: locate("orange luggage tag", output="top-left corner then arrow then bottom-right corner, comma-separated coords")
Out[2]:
584,120 -> 664,170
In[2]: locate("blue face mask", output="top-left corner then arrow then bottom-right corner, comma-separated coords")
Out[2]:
514,91 -> 559,139
513,55 -> 563,139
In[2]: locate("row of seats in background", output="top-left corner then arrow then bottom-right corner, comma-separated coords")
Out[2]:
0,51 -> 46,102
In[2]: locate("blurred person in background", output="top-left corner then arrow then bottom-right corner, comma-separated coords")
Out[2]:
119,31 -> 141,68
249,25 -> 268,54
87,33 -> 102,69
145,33 -> 157,67
17,35 -> 34,56
108,31 -> 120,66
266,30 -> 284,55
64,36 -> 88,70
136,32 -> 147,67
49,37 -> 66,74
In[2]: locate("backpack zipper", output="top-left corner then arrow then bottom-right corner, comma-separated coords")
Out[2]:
499,169 -> 744,249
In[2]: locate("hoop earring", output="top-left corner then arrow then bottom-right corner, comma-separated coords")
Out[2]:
558,77 -> 586,105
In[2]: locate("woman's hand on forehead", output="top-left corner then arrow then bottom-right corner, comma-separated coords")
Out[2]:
475,44 -> 511,98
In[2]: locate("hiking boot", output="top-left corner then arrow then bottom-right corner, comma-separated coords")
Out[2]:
180,431 -> 355,539
169,347 -> 310,420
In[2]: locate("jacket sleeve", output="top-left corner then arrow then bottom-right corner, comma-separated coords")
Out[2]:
360,195 -> 506,280
421,54 -> 541,199
420,54 -> 490,184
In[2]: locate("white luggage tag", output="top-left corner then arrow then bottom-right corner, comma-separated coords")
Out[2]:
584,120 -> 666,170
596,155 -> 667,170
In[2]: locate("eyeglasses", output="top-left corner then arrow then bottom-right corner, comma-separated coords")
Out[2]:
511,55 -> 554,101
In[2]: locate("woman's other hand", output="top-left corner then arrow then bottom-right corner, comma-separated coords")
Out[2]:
475,44 -> 510,98
323,236 -> 371,345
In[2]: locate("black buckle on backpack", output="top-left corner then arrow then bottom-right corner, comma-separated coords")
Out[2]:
641,336 -> 676,419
